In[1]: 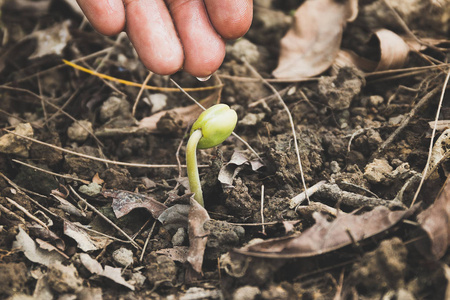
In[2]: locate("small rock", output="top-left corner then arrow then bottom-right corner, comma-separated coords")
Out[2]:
112,248 -> 134,267
172,227 -> 187,246
369,95 -> 384,106
228,38 -> 260,65
0,123 -> 33,157
364,158 -> 393,184
130,272 -> 146,288
145,254 -> 177,286
233,286 -> 261,300
149,93 -> 168,114
99,95 -> 131,122
239,113 -> 265,126
67,120 -> 93,143
330,161 -> 341,174
79,182 -> 102,197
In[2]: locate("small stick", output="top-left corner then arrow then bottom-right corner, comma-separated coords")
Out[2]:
411,68 -> 450,206
260,185 -> 265,235
12,159 -> 90,184
242,58 -> 310,203
6,197 -> 48,229
140,221 -> 157,262
0,203 -> 26,224
69,186 -> 141,250
132,71 -> 153,117
3,129 -> 190,169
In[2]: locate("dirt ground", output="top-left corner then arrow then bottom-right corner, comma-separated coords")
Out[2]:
0,0 -> 450,299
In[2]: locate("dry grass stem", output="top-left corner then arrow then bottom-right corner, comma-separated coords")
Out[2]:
242,58 -> 310,202
411,67 -> 450,206
3,129 -> 191,169
12,159 -> 90,184
132,71 -> 153,117
6,197 -> 48,229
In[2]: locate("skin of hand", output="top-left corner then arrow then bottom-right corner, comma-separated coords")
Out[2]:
76,0 -> 253,77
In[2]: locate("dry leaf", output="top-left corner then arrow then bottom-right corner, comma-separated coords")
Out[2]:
235,206 -> 415,258
273,0 -> 358,79
218,151 -> 264,186
425,129 -> 450,179
79,253 -> 135,290
12,227 -> 65,266
372,29 -> 410,71
335,29 -> 411,72
416,177 -> 450,260
64,221 -> 111,252
186,198 -> 210,281
103,190 -> 167,219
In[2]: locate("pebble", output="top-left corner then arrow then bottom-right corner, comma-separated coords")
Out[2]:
364,158 -> 393,184
233,286 -> 261,300
112,248 -> 134,267
67,120 -> 92,143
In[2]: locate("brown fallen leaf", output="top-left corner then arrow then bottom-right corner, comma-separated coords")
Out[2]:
416,176 -> 450,260
102,190 -> 167,219
272,0 -> 358,79
335,29 -> 413,73
186,198 -> 210,282
234,206 -> 415,258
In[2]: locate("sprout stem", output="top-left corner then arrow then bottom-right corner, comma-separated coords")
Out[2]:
186,129 -> 204,206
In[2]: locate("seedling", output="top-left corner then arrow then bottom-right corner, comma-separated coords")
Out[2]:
186,104 -> 238,206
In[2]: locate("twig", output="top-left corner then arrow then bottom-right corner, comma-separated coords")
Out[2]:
12,159 -> 90,184
132,71 -> 153,117
242,58 -> 310,202
260,185 -> 265,235
140,221 -> 157,262
0,172 -> 59,219
3,129 -> 193,169
6,197 -> 48,229
411,67 -> 450,206
0,203 -> 26,224
69,186 -> 141,250
314,183 -> 406,209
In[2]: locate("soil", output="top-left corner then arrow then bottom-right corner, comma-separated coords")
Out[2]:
0,0 -> 449,299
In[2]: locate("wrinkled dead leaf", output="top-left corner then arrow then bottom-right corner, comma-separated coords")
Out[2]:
186,198 -> 210,281
234,206 -> 415,258
79,253 -> 135,290
139,89 -> 219,131
103,190 -> 167,219
218,151 -> 264,186
12,227 -> 65,266
416,177 -> 450,260
335,29 -> 411,72
64,221 -> 111,252
273,0 -> 358,78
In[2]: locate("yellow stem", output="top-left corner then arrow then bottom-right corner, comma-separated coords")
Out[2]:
186,129 -> 204,206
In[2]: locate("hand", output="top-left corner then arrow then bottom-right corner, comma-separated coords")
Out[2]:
76,0 -> 253,77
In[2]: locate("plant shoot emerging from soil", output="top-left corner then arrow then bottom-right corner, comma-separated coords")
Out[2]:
187,104 -> 238,206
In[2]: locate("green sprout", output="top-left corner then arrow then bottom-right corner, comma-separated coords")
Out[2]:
186,104 -> 238,206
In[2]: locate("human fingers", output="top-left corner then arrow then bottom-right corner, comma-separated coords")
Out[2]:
204,0 -> 253,40
124,0 -> 184,75
166,0 -> 226,77
76,0 -> 125,35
